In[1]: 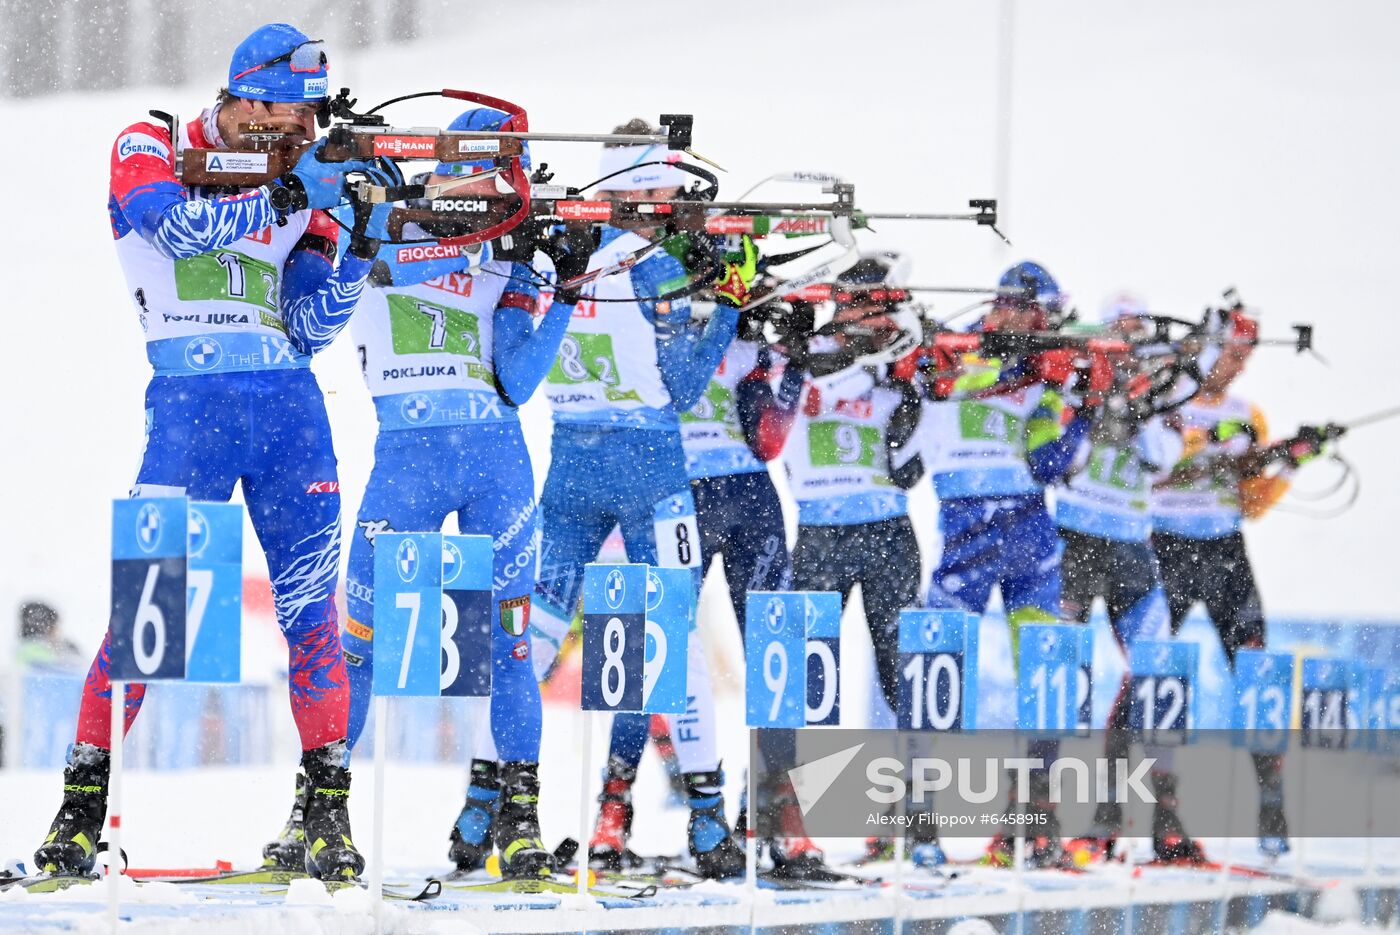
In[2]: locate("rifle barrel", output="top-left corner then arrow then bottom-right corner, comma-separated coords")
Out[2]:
1345,404 -> 1400,430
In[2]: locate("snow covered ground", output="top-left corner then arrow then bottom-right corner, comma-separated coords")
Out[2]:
2,1 -> 1399,930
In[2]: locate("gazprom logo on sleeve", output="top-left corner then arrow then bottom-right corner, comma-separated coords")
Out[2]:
304,76 -> 329,98
117,132 -> 170,161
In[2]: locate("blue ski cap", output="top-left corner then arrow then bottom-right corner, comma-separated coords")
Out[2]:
997,260 -> 1061,314
433,107 -> 532,177
228,24 -> 329,103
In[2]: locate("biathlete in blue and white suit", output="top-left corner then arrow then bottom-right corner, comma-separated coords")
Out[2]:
39,24 -> 390,881
329,108 -> 588,880
529,120 -> 751,878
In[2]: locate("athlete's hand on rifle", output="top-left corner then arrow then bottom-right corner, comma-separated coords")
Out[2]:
346,158 -> 405,260
712,235 -> 759,308
1059,359 -> 1104,420
270,138 -> 383,213
539,222 -> 597,303
1281,423 -> 1344,467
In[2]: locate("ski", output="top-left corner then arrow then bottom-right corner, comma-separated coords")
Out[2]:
437,872 -> 657,899
0,870 -> 100,893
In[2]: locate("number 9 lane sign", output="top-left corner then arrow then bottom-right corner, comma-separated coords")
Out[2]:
441,534 -> 492,697
110,497 -> 189,680
373,532 -> 443,697
643,567 -> 691,714
582,564 -> 647,712
746,592 -> 806,728
897,610 -> 978,732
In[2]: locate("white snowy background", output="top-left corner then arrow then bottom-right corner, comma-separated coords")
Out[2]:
1,0 -> 1398,911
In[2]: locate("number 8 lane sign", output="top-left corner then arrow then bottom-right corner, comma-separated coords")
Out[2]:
110,497 -> 189,680
582,564 -> 647,712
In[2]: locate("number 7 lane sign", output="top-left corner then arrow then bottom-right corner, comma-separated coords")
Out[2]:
373,532 -> 443,697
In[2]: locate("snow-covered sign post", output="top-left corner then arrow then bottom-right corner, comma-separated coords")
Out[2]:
371,532 -> 489,917
743,591 -> 842,892
108,497 -> 243,929
581,563 -> 689,896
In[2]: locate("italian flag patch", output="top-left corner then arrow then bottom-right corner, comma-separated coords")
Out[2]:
500,596 -> 530,636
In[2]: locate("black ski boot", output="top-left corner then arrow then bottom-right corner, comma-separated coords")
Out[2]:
1151,771 -> 1205,864
495,762 -> 552,879
34,743 -> 110,875
447,759 -> 500,873
984,771 -> 1064,868
301,741 -> 365,880
587,756 -> 637,871
764,778 -> 827,878
262,770 -> 307,869
685,769 -> 744,880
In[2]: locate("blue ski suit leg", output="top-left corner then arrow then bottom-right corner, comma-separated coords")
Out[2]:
342,424 -> 542,762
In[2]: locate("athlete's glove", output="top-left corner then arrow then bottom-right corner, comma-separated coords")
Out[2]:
1209,418 -> 1258,457
538,222 -> 596,303
712,234 -> 759,308
269,139 -> 382,213
345,159 -> 404,259
1060,359 -> 1103,420
1281,423 -> 1343,467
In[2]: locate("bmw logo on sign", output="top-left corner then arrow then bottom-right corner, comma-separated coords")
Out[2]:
605,569 -> 625,608
136,502 -> 162,553
646,571 -> 663,612
922,618 -> 941,644
184,337 -> 222,371
766,597 -> 785,634
442,539 -> 462,587
1040,629 -> 1057,653
188,508 -> 209,558
402,394 -> 433,424
396,538 -> 420,583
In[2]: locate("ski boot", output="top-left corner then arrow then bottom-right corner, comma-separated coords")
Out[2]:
587,756 -> 636,871
301,741 -> 365,880
447,759 -> 500,873
1258,801 -> 1290,858
686,769 -> 745,879
864,836 -> 896,862
1151,771 -> 1206,864
984,771 -> 1064,868
910,832 -> 948,869
261,770 -> 307,869
34,743 -> 110,875
764,779 -> 827,878
495,762 -> 553,879
1065,801 -> 1122,866
1254,753 -> 1290,858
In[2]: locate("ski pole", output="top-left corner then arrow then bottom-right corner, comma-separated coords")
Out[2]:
371,695 -> 387,932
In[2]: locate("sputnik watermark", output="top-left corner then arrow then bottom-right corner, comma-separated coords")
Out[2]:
864,756 -> 1158,806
